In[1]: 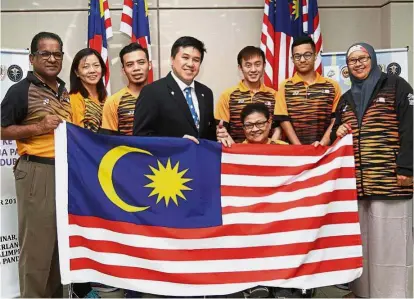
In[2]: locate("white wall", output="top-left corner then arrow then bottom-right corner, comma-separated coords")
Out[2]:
1,0 -> 413,99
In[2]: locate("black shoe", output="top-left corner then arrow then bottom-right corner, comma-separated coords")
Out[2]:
335,284 -> 350,291
272,288 -> 313,298
244,286 -> 270,298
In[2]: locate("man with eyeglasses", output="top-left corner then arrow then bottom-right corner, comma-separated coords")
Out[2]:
215,46 -> 281,147
274,36 -> 341,146
241,102 -> 286,145
1,32 -> 71,297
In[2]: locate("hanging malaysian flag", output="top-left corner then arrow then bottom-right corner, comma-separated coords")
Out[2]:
120,0 -> 153,82
55,123 -> 362,296
88,0 -> 113,94
260,0 -> 323,90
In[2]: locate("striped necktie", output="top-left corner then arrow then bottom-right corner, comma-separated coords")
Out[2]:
184,87 -> 199,130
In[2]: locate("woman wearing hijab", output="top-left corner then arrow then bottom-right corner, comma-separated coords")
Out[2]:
331,43 -> 413,298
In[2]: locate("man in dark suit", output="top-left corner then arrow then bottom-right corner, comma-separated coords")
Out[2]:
133,36 -> 216,142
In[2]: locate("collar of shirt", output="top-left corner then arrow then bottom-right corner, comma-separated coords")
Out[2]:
242,138 -> 288,145
238,80 -> 269,94
291,72 -> 327,86
125,86 -> 139,99
171,71 -> 195,92
27,71 -> 67,99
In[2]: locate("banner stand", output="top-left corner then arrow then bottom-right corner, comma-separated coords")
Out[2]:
0,48 -> 30,298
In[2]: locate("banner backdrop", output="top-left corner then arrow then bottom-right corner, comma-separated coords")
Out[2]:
321,47 -> 409,94
0,48 -> 29,298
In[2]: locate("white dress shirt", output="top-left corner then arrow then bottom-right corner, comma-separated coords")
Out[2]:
170,71 -> 200,119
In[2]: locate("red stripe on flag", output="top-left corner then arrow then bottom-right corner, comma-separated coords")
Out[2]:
121,13 -> 133,26
221,155 -> 354,177
222,142 -> 352,156
69,211 -> 358,239
104,18 -> 112,29
222,190 -> 357,214
70,257 -> 363,284
273,32 -> 282,89
70,234 -> 361,262
221,167 -> 356,197
103,0 -> 109,10
88,36 -> 103,53
124,0 -> 133,7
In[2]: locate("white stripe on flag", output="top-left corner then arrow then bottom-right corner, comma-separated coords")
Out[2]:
54,122 -> 71,284
221,156 -> 355,187
101,47 -> 108,63
69,223 -> 361,250
122,5 -> 133,17
222,201 -> 358,225
120,22 -> 132,36
222,136 -> 352,166
71,245 -> 362,274
222,178 -> 357,207
106,27 -> 113,39
278,33 -> 287,85
288,37 -> 295,77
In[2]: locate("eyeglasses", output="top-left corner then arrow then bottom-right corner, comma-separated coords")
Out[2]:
292,52 -> 314,61
347,56 -> 370,66
32,51 -> 64,61
243,120 -> 268,130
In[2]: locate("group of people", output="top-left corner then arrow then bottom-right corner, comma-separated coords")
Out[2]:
1,30 -> 412,298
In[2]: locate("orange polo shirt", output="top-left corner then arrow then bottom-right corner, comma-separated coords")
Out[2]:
215,81 -> 278,143
274,72 -> 341,145
70,92 -> 103,133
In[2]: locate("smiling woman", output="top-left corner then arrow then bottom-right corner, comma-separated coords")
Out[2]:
331,42 -> 413,298
69,48 -> 107,132
68,48 -> 109,298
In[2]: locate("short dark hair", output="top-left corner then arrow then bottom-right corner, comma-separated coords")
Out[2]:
30,32 -> 63,54
119,43 -> 149,66
291,36 -> 316,53
240,102 -> 270,123
171,36 -> 207,62
237,46 -> 265,66
69,48 -> 107,103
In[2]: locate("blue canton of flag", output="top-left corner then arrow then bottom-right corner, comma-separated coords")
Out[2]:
66,123 -> 222,229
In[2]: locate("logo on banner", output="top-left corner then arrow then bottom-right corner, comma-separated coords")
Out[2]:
340,66 -> 349,79
7,65 -> 23,82
378,64 -> 386,72
324,66 -> 340,82
387,62 -> 401,76
408,93 -> 414,106
0,65 -> 7,81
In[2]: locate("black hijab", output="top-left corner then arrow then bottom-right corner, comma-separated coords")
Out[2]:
346,43 -> 382,122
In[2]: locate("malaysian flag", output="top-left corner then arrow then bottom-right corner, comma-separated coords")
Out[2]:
260,0 -> 323,90
120,0 -> 154,82
88,0 -> 113,94
55,123 -> 362,296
